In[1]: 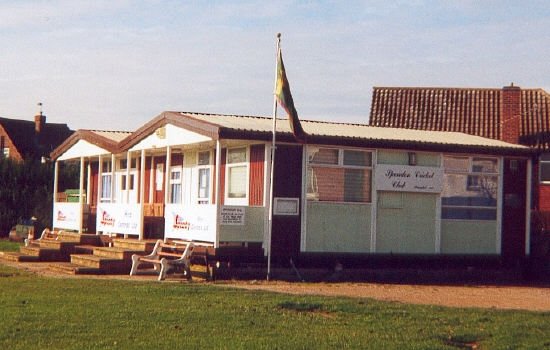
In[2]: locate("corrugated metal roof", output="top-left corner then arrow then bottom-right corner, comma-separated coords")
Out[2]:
175,112 -> 526,150
87,130 -> 132,142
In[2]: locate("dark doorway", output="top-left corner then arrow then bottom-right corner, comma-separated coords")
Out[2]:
271,145 -> 303,261
501,158 -> 527,264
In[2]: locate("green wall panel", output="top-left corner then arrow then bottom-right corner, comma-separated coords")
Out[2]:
219,206 -> 265,242
305,202 -> 371,252
376,192 -> 437,253
377,150 -> 440,167
440,220 -> 498,254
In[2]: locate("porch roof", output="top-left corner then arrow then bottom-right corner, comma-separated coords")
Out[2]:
51,129 -> 132,160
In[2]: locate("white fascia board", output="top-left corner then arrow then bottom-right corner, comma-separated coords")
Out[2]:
58,140 -> 110,161
129,124 -> 212,152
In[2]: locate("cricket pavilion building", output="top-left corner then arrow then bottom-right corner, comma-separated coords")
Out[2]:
50,111 -> 533,269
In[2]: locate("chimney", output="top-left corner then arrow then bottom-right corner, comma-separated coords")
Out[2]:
501,83 -> 521,144
34,102 -> 45,133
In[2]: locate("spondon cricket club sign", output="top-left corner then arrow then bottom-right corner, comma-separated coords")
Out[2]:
374,164 -> 443,193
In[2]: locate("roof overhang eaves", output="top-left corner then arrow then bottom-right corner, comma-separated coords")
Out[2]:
118,111 -> 221,151
50,130 -> 120,160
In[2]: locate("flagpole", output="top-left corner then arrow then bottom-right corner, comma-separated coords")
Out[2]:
267,33 -> 281,281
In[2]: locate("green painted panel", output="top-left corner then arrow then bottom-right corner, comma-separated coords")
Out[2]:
184,151 -> 196,166
305,202 -> 371,253
376,192 -> 436,253
440,220 -> 498,254
377,150 -> 440,167
219,206 -> 265,242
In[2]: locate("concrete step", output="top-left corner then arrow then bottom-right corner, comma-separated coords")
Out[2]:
112,239 -> 156,252
70,254 -> 130,274
93,247 -> 143,260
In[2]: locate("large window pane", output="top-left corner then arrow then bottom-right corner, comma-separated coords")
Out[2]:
472,158 -> 498,173
228,166 -> 247,198
198,168 -> 210,200
310,148 -> 339,165
343,150 -> 372,167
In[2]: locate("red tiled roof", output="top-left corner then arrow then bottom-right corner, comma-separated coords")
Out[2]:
369,87 -> 550,149
0,116 -> 73,159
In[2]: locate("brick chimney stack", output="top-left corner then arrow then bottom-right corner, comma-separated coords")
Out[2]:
34,102 -> 46,133
501,83 -> 521,144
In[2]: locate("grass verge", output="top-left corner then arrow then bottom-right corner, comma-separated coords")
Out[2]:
0,239 -> 22,252
0,264 -> 549,349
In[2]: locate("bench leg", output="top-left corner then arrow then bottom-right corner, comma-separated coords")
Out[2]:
159,258 -> 170,281
129,255 -> 141,276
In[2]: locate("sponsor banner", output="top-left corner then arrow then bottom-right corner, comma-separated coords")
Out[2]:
53,202 -> 80,231
164,204 -> 216,242
220,206 -> 246,225
96,203 -> 141,236
375,164 -> 443,193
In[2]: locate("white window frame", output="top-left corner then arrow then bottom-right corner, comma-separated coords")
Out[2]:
197,150 -> 212,205
306,146 -> 373,204
170,165 -> 183,204
224,146 -> 249,206
441,156 -> 499,221
100,160 -> 112,203
539,153 -> 550,183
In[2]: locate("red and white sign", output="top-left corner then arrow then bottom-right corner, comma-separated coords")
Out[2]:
164,204 -> 216,242
53,202 -> 80,231
96,203 -> 141,236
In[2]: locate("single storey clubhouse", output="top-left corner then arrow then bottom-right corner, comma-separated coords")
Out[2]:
49,111 -> 533,266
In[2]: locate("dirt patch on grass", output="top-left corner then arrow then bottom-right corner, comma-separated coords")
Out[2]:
2,258 -> 550,311
220,280 -> 550,312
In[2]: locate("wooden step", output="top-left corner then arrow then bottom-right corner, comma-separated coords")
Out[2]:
19,246 -> 41,256
0,252 -> 40,262
20,246 -> 70,262
48,262 -> 103,275
112,239 -> 156,252
70,254 -> 130,274
93,247 -> 143,260
74,245 -> 96,255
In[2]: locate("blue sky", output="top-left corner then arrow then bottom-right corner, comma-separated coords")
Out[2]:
1,1 -> 549,131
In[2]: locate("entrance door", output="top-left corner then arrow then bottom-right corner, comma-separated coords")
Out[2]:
271,145 -> 303,260
501,158 -> 527,263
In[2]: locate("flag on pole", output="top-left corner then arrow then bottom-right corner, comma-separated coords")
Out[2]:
275,48 -> 307,142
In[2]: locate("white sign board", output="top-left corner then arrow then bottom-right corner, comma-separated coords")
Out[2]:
53,202 -> 80,231
220,206 -> 246,225
164,204 -> 216,242
375,164 -> 443,193
96,203 -> 141,236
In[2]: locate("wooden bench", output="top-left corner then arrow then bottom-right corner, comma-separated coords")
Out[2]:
24,228 -> 63,247
130,240 -> 195,281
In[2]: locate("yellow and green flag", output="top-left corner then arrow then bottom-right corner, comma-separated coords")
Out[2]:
275,48 -> 307,142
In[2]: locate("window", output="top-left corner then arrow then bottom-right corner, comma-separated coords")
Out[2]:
540,153 -> 550,182
2,147 -> 9,158
306,147 -> 372,203
197,151 -> 211,204
442,156 -> 498,220
226,147 -> 248,201
170,167 -> 182,204
100,160 -> 112,202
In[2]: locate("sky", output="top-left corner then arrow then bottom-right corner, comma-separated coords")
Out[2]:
1,1 -> 549,131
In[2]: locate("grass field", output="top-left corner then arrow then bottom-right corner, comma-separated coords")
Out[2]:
0,239 -> 21,252
0,264 -> 549,349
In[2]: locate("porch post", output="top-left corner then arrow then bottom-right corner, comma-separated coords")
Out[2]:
79,156 -> 85,233
126,151 -> 131,203
139,149 -> 146,240
215,140 -> 222,248
165,146 -> 171,204
110,154 -> 116,203
86,159 -> 92,205
97,155 -> 103,235
53,161 -> 59,204
149,155 -> 154,204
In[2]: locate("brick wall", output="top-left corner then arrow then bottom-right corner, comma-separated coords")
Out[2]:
0,124 -> 23,161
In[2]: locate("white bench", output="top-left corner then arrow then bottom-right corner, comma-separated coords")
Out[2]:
130,240 -> 195,281
24,228 -> 63,247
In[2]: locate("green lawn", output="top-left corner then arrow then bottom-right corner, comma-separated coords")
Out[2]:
0,264 -> 549,349
0,239 -> 22,252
